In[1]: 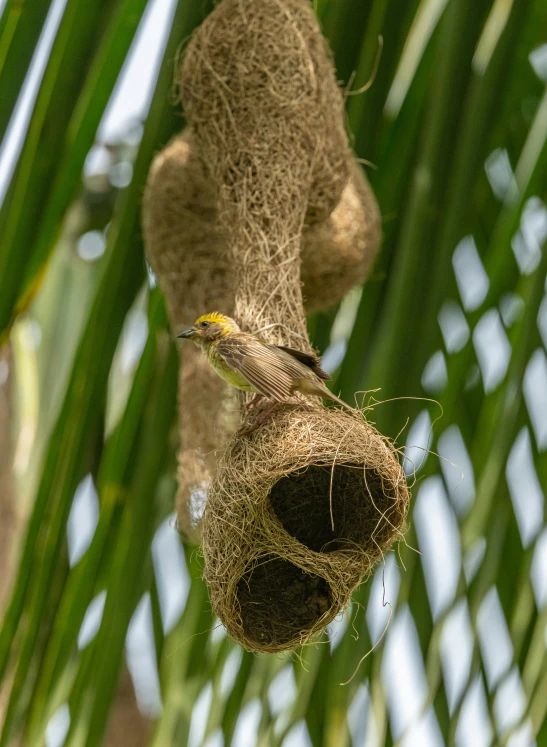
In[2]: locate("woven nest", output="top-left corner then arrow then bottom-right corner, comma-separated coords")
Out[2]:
204,405 -> 408,652
156,0 -> 410,651
302,158 -> 380,311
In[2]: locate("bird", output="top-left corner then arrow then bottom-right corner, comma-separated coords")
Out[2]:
177,312 -> 351,420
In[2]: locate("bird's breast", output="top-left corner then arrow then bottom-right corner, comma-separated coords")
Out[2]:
205,344 -> 254,392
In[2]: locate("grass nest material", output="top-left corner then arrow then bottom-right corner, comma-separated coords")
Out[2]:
202,405 -> 409,652
144,131 -> 380,316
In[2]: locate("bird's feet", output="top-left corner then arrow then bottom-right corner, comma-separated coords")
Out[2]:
239,402 -> 277,436
245,393 -> 264,411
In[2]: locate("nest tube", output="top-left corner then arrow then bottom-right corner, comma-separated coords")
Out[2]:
178,0 -> 408,651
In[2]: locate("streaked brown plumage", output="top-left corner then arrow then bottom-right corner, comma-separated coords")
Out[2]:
177,312 -> 350,410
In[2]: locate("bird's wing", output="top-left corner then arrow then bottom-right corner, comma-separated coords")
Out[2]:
275,346 -> 330,380
215,336 -> 311,401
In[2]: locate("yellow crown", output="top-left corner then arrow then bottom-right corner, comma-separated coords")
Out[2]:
195,311 -> 230,326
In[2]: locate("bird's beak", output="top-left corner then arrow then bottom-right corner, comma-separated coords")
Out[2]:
177,326 -> 198,339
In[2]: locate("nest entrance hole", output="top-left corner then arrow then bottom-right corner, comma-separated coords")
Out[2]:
236,555 -> 332,649
269,463 -> 393,553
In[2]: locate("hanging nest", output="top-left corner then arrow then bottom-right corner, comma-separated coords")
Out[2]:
204,405 -> 408,652
301,158 -> 380,312
157,0 -> 410,651
142,130 -> 237,539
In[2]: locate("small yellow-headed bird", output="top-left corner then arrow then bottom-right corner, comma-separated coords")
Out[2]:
177,312 -> 350,410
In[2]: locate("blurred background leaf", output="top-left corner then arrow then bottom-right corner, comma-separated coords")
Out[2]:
1,0 -> 546,745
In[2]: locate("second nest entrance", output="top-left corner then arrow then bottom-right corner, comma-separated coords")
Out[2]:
236,462 -> 398,649
269,462 -> 393,553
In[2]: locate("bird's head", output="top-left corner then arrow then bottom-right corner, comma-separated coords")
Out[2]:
177,312 -> 241,345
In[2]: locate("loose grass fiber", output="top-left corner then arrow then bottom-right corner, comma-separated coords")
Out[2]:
177,0 -> 408,651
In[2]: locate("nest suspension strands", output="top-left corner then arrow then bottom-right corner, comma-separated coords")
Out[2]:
173,0 -> 409,653
145,130 -> 381,313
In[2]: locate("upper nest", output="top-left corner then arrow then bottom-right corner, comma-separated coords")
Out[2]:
178,0 -> 351,224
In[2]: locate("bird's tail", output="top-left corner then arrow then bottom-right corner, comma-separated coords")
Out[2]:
293,378 -> 354,412
324,388 -> 354,412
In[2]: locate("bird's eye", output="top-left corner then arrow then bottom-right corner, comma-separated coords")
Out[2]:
199,321 -> 209,328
